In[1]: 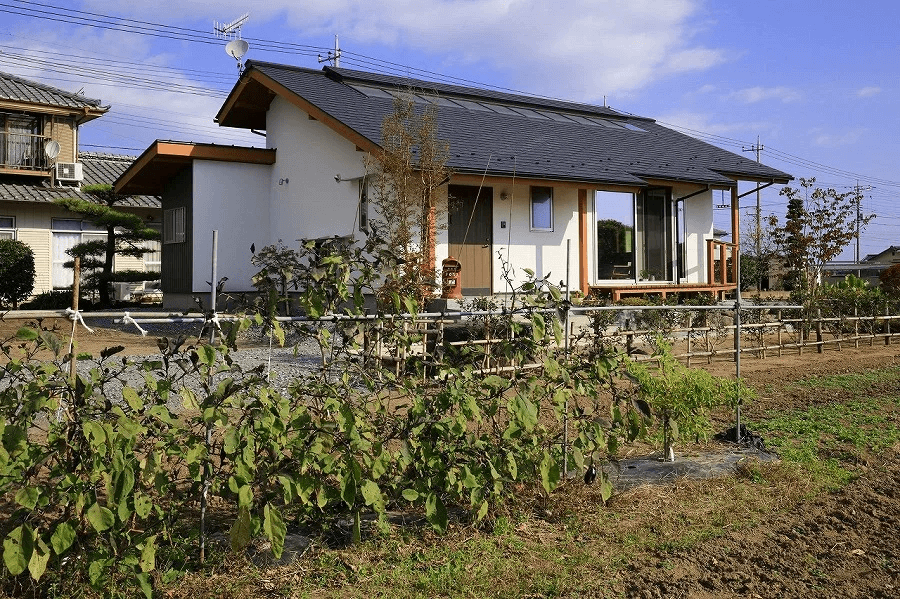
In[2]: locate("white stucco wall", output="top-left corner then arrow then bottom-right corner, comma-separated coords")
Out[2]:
681,188 -> 714,283
191,160 -> 271,292
491,184 -> 580,293
265,96 -> 367,244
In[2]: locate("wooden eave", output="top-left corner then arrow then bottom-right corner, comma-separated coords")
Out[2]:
114,141 -> 276,196
0,99 -> 107,123
215,68 -> 380,154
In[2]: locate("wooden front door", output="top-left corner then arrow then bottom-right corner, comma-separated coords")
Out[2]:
448,185 -> 493,295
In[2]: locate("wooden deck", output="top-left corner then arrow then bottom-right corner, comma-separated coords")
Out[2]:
589,282 -> 737,302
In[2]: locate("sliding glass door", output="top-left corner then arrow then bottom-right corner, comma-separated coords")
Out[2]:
595,188 -> 674,283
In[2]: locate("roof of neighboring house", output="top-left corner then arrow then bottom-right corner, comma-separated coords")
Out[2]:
861,245 -> 900,263
0,71 -> 108,122
216,61 -> 792,188
0,153 -> 160,209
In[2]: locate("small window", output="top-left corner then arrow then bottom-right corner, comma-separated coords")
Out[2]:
530,187 -> 554,231
164,207 -> 185,244
0,216 -> 14,239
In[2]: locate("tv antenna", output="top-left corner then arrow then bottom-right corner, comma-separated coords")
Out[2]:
214,13 -> 249,39
215,13 -> 250,74
318,34 -> 342,68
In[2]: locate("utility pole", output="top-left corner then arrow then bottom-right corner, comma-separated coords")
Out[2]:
851,181 -> 873,267
318,34 -> 342,68
742,136 -> 764,289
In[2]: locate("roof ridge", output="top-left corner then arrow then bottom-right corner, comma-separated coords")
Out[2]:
0,70 -> 104,107
79,151 -> 138,162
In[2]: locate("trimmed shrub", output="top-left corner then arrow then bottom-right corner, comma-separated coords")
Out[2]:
0,239 -> 35,309
879,263 -> 900,296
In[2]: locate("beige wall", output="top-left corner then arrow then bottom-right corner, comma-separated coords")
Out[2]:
1,201 -> 159,297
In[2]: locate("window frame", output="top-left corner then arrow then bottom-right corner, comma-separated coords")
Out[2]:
0,215 -> 14,239
530,186 -> 554,232
163,207 -> 185,244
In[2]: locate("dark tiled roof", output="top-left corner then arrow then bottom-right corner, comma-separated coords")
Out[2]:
0,71 -> 105,110
0,153 -> 160,209
242,61 -> 791,186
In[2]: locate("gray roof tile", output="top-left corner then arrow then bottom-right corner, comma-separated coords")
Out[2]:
0,71 -> 105,110
0,153 -> 160,209
246,61 -> 791,186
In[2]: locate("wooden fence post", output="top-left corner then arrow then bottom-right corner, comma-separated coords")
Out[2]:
885,301 -> 891,346
816,308 -> 823,354
777,309 -> 783,357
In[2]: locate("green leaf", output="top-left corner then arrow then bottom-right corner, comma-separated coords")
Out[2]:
198,344 -> 216,367
540,453 -> 560,494
134,493 -> 153,519
237,484 -> 253,509
532,313 -> 546,343
360,480 -> 384,512
263,505 -> 286,559
136,572 -> 153,599
15,487 -> 39,510
599,476 -> 614,503
230,507 -> 252,552
506,453 -> 518,480
340,471 -> 357,509
28,546 -> 49,581
424,493 -> 448,533
476,500 -> 489,522
139,535 -> 157,572
180,388 -> 199,411
87,502 -> 115,532
3,525 -> 32,576
401,488 -> 419,502
88,558 -> 106,586
50,522 -> 76,556
122,386 -> 142,411
15,327 -> 38,341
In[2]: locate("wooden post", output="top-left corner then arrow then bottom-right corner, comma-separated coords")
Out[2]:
777,309 -> 783,357
816,308 -> 823,353
685,312 -> 692,367
69,256 -> 81,384
854,306 -> 859,349
885,301 -> 891,346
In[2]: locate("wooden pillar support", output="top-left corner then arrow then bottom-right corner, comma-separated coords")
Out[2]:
578,189 -> 589,296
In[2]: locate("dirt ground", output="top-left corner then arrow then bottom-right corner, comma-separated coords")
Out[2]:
3,317 -> 899,598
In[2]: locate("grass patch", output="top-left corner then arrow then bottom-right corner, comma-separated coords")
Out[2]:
753,367 -> 900,491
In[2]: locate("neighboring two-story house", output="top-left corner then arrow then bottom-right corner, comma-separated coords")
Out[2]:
114,62 -> 792,309
0,71 -> 161,299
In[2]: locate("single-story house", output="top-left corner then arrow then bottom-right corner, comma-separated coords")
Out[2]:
114,61 -> 791,309
1,71 -> 161,300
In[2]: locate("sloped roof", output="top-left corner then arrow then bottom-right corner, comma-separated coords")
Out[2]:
0,153 -> 159,209
216,61 -> 792,188
0,71 -> 108,121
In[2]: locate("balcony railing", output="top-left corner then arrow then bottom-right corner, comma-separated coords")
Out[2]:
0,132 -> 52,172
707,239 -> 737,285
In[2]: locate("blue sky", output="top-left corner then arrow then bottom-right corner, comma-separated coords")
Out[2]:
1,0 -> 897,260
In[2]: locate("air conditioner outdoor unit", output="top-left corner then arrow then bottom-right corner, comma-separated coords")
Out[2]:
55,162 -> 83,182
112,282 -> 133,302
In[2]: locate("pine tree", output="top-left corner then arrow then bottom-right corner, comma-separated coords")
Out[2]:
55,184 -> 160,307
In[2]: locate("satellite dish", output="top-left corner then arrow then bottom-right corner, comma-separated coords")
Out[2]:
44,140 -> 60,160
226,39 -> 249,60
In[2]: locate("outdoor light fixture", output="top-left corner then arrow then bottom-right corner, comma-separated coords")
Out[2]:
279,178 -> 289,185
500,190 -> 509,201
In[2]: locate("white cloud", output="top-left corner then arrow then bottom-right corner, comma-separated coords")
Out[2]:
82,0 -> 726,102
856,86 -> 881,98
728,86 -> 801,104
810,128 -> 865,148
654,112 -> 772,139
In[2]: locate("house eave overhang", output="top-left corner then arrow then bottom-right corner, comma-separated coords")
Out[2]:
215,68 -> 380,154
113,141 -> 276,196
0,99 -> 108,123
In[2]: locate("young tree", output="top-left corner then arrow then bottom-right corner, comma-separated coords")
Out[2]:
0,239 -> 35,309
366,93 -> 451,309
768,177 -> 873,303
55,184 -> 160,307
